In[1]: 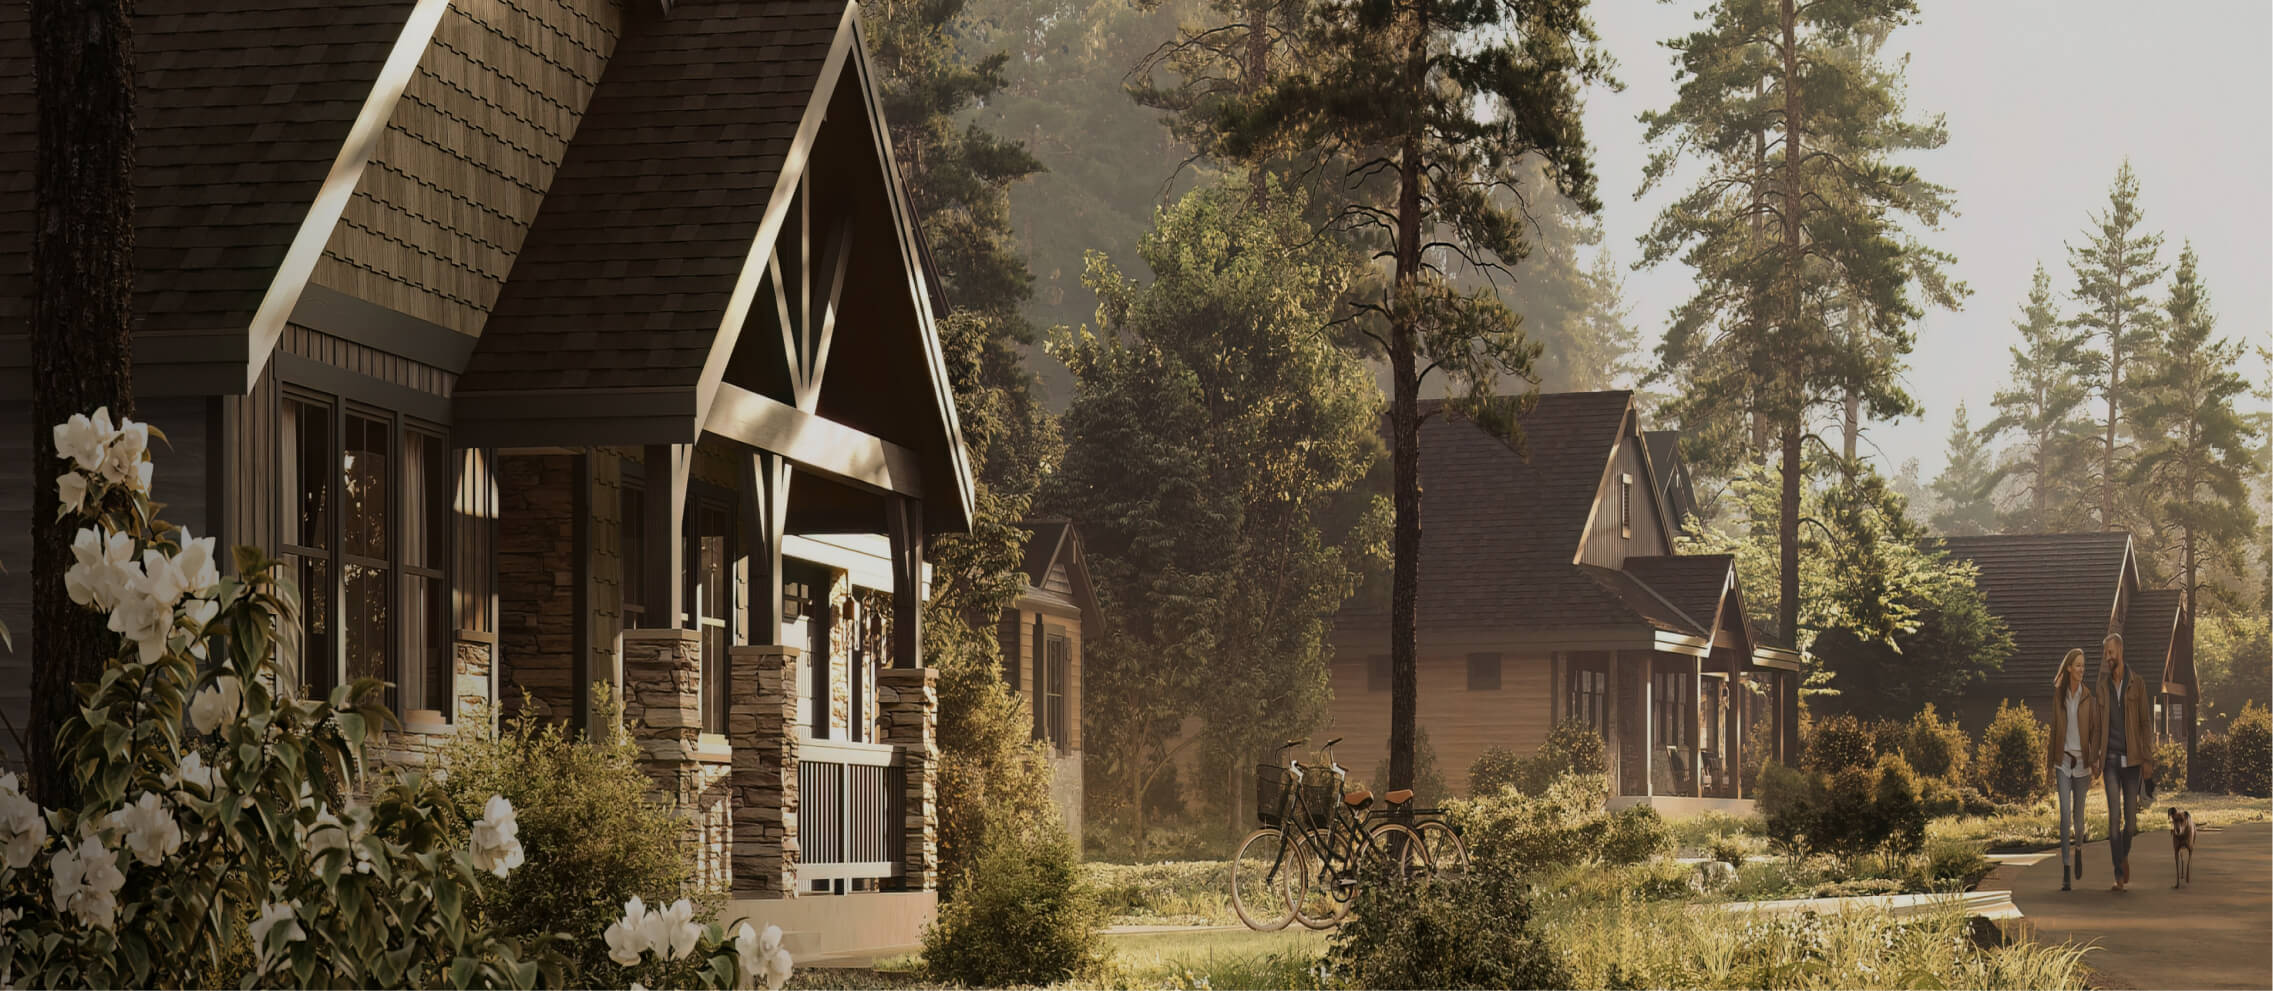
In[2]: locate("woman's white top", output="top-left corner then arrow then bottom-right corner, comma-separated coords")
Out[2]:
2059,686 -> 2089,779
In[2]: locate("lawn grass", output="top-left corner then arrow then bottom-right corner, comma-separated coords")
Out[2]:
1101,928 -> 1331,989
1084,860 -> 1236,926
1928,790 -> 2271,852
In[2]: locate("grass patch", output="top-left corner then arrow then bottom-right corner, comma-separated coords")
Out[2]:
1084,860 -> 1234,926
1102,928 -> 1330,990
1928,790 -> 2271,852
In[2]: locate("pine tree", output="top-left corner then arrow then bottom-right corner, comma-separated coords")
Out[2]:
1209,0 -> 1612,791
29,0 -> 138,805
1639,0 -> 1962,644
2066,160 -> 2166,534
1982,262 -> 2095,531
2131,244 -> 2261,618
1930,403 -> 1996,536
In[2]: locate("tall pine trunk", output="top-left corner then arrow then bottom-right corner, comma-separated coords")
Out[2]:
2101,349 -> 2120,531
29,0 -> 137,805
1243,0 -> 1269,205
1775,0 -> 1803,645
1384,0 -> 1428,793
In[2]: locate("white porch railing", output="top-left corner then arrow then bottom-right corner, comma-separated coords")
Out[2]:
797,738 -> 904,883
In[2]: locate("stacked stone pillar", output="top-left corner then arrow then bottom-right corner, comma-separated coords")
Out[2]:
621,629 -> 730,890
730,645 -> 802,897
875,667 -> 938,891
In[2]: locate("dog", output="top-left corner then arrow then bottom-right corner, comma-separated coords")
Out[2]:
2168,807 -> 2196,888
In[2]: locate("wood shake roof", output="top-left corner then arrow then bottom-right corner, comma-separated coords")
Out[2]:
0,0 -> 423,390
1933,532 -> 2135,697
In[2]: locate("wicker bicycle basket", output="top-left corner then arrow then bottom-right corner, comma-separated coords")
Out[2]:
1254,764 -> 1336,828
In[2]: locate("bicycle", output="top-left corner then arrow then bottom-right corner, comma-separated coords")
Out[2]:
1229,737 -> 1435,931
1365,795 -> 1469,878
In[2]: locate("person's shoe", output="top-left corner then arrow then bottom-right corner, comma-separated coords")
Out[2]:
2062,865 -> 2072,891
2073,852 -> 2083,881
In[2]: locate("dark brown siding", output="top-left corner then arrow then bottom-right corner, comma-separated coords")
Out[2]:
219,368 -> 282,556
281,325 -> 457,397
0,401 -> 30,768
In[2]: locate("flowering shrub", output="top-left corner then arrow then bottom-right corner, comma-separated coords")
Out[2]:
0,409 -> 782,990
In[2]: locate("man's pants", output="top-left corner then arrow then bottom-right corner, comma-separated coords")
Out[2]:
2105,761 -> 2143,870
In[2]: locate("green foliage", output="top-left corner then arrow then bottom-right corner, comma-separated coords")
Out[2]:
1512,720 -> 1612,794
2195,732 -> 2231,795
1976,700 -> 2050,804
927,619 -> 1059,897
2151,740 -> 2190,794
1757,763 -> 1813,855
2226,702 -> 2272,798
1803,714 -> 1877,775
1707,834 -> 1750,869
1873,755 -> 1929,862
1930,402 -> 1999,536
1756,756 -> 1929,866
1926,837 -> 1989,885
2066,160 -> 2168,535
1325,868 -> 1570,991
1047,182 -> 1379,852
431,691 -> 699,982
1467,746 -> 1524,798
1600,806 -> 1675,865
1443,773 -> 1611,876
920,830 -> 1106,987
1900,703 -> 1972,784
2198,611 -> 2273,730
1983,263 -> 2098,532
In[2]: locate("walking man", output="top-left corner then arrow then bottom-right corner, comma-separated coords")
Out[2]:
2087,633 -> 2154,891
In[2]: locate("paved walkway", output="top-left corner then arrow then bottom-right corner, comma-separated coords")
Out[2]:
1981,821 -> 2271,990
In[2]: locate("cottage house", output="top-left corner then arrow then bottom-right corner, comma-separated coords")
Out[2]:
0,0 -> 970,956
1323,392 -> 1801,814
996,520 -> 1098,845
1934,532 -> 2197,771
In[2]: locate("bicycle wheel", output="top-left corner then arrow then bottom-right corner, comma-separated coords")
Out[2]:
1414,819 -> 1469,878
1291,840 -> 1347,930
1230,827 -> 1300,931
1364,820 -> 1437,885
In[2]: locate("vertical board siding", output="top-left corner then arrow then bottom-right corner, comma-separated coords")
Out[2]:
0,402 -> 31,770
1320,651 -> 1553,796
1577,427 -> 1672,569
310,0 -> 627,336
223,367 -> 282,557
281,325 -> 458,398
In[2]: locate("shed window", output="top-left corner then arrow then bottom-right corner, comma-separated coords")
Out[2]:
1466,653 -> 1502,691
1620,472 -> 1633,539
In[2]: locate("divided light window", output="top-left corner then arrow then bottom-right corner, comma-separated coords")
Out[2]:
1566,661 -> 1607,739
1045,632 -> 1070,753
282,394 -> 448,716
1653,671 -> 1683,747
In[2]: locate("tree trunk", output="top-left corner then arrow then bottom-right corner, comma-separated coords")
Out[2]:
1385,0 -> 1428,792
1778,422 -> 1801,647
2102,354 -> 2119,531
1842,390 -> 1860,463
1243,0 -> 1270,204
1775,0 -> 1803,647
29,0 -> 137,806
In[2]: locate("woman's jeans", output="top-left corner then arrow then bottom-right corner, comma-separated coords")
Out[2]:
2054,768 -> 2091,870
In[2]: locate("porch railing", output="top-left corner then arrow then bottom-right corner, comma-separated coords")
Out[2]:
797,738 -> 905,883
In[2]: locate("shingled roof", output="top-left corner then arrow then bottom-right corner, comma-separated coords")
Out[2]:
2124,587 -> 2186,686
1621,555 -> 1736,634
0,0 -> 422,392
1934,532 -> 2135,696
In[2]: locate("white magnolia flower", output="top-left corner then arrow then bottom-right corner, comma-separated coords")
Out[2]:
0,773 -> 48,870
65,527 -> 138,610
189,677 -> 243,734
135,458 -> 152,494
56,472 -> 87,519
766,946 -> 793,990
605,896 -> 651,966
49,832 -> 126,931
656,897 -> 701,961
100,416 -> 149,487
106,791 -> 183,867
630,984 -> 650,991
172,532 -> 221,598
469,794 -> 524,878
107,589 -> 173,663
249,900 -> 306,973
734,923 -> 792,991
168,751 -> 215,794
53,409 -> 116,473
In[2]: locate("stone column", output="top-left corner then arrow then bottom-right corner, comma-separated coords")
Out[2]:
453,636 -> 496,726
621,629 -> 729,890
731,645 -> 801,897
876,667 -> 937,891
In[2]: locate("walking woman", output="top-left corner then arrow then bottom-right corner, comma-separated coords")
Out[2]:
2087,632 -> 2155,892
2048,648 -> 2097,891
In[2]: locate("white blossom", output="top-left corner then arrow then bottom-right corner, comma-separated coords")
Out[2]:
605,896 -> 651,966
171,531 -> 221,598
52,409 -> 116,473
765,946 -> 793,990
168,751 -> 215,794
49,831 -> 126,930
65,527 -> 138,611
249,900 -> 306,973
734,923 -> 793,991
0,773 -> 47,870
189,677 -> 243,734
100,416 -> 149,488
56,472 -> 87,519
135,458 -> 152,494
106,791 -> 183,867
656,897 -> 701,961
107,588 -> 173,663
469,794 -> 524,878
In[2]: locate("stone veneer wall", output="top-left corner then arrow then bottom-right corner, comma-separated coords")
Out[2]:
731,645 -> 801,897
364,637 -> 496,768
497,453 -> 577,722
622,628 -> 731,891
875,667 -> 938,891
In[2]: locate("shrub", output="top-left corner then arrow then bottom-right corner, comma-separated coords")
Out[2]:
1902,703 -> 1971,783
1974,700 -> 2049,804
1708,833 -> 1750,868
1524,720 -> 1610,792
921,830 -> 1105,987
1954,785 -> 1999,818
1601,805 -> 1674,864
1445,773 -> 1609,875
2196,732 -> 2232,794
1803,714 -> 1876,775
928,621 -> 1060,898
432,689 -> 701,982
2151,739 -> 2190,794
1756,763 -> 1813,854
1873,755 -> 1928,862
1917,775 -> 1958,818
1926,838 -> 1988,884
2228,702 -> 2273,798
1326,868 -> 1570,989
1813,765 -> 1885,861
1868,719 -> 1911,763
1468,745 -> 1524,797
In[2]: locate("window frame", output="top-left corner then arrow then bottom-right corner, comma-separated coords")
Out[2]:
1045,629 -> 1071,754
1565,656 -> 1608,739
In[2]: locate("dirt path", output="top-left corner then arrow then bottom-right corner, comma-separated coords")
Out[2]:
1981,821 -> 2271,990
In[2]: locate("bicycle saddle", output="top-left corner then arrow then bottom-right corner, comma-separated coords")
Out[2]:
1342,789 -> 1372,807
1383,789 -> 1414,805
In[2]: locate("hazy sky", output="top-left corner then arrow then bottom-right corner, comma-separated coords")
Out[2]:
1582,0 -> 2272,482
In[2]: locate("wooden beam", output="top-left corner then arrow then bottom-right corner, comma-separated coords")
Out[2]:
643,444 -> 691,629
741,451 -> 792,646
887,494 -> 923,669
799,216 -> 853,412
705,382 -> 924,498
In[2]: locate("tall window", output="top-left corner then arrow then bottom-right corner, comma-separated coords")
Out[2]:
1619,473 -> 1633,539
1654,671 -> 1683,748
1045,632 -> 1070,753
282,394 -> 447,715
620,484 -> 646,629
684,497 -> 731,734
1566,659 -> 1607,738
1466,652 -> 1502,691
